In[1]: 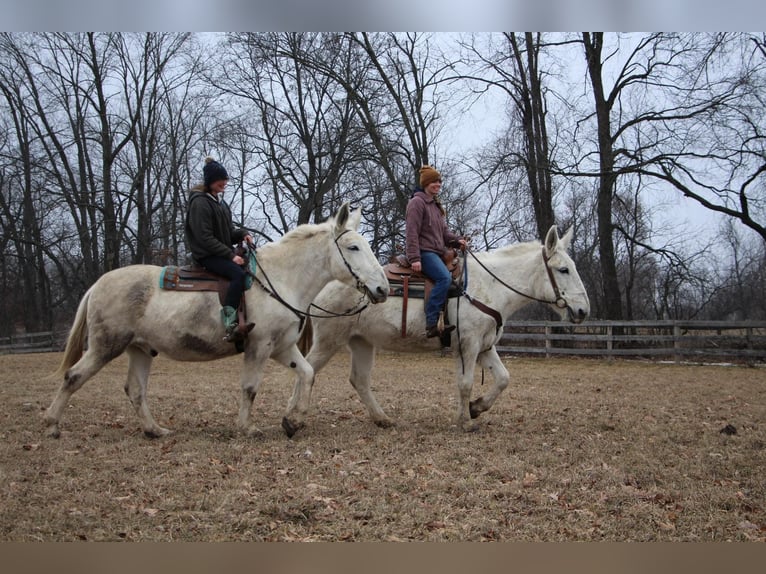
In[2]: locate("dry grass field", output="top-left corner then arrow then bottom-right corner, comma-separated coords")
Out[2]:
1,349 -> 765,542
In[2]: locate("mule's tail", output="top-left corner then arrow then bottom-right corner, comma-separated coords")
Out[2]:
53,287 -> 92,378
297,316 -> 313,356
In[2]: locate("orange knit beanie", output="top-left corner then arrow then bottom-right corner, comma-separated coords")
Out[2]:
419,165 -> 442,188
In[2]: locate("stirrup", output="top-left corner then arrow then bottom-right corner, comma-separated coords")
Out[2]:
426,324 -> 455,338
224,329 -> 243,343
224,321 -> 254,343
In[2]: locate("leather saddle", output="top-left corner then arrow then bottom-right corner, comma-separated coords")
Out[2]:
159,247 -> 256,350
159,265 -> 230,305
160,245 -> 254,304
384,248 -> 463,298
383,248 -> 464,338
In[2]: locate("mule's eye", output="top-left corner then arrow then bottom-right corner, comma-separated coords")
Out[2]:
348,245 -> 360,251
558,267 -> 569,274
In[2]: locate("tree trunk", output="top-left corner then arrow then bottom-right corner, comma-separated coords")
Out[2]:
583,32 -> 623,320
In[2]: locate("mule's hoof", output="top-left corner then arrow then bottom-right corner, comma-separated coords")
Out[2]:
469,401 -> 483,419
373,418 -> 396,429
143,427 -> 171,439
456,420 -> 480,433
281,417 -> 305,438
46,426 -> 61,439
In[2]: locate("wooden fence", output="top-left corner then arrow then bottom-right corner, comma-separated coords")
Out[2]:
3,321 -> 766,363
0,331 -> 65,355
498,320 -> 766,363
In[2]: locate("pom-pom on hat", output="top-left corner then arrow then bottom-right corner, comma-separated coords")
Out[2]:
203,156 -> 229,187
419,165 -> 442,188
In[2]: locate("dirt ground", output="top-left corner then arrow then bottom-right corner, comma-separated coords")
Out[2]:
1,349 -> 765,541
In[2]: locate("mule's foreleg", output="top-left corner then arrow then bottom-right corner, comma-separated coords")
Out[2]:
277,346 -> 315,438
347,336 -> 393,428
124,346 -> 168,438
454,348 -> 481,432
469,346 -> 510,419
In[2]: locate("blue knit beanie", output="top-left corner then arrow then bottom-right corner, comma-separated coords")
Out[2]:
203,156 -> 229,186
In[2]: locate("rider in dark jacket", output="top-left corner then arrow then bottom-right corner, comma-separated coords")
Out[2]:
185,157 -> 254,343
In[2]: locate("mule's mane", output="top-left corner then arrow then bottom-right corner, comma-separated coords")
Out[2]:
482,239 -> 542,261
262,220 -> 333,251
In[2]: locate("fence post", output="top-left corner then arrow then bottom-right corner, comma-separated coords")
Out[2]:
545,324 -> 551,358
673,323 -> 681,364
608,323 -> 613,357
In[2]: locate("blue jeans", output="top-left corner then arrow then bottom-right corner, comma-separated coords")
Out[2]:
420,250 -> 452,326
199,255 -> 247,309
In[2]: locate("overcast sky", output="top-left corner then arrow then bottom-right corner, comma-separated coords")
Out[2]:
3,1 -> 765,32
0,20 -> 752,242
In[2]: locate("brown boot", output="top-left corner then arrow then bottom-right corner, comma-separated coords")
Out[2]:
426,324 -> 455,338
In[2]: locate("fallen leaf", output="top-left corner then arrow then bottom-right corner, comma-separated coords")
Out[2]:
523,473 -> 538,487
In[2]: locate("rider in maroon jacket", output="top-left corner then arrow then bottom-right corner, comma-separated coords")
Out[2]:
405,165 -> 467,338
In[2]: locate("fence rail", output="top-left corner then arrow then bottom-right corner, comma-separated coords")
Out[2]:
3,321 -> 766,363
0,331 -> 65,355
498,320 -> 766,363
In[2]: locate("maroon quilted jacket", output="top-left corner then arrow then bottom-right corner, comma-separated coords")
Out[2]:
405,190 -> 460,264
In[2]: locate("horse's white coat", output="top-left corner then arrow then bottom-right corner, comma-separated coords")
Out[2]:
44,204 -> 389,438
290,226 -> 590,432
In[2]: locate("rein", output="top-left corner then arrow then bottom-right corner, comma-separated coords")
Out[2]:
454,245 -> 569,377
247,232 -> 370,323
465,247 -> 568,309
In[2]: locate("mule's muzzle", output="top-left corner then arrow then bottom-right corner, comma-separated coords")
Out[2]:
365,284 -> 389,304
568,306 -> 588,324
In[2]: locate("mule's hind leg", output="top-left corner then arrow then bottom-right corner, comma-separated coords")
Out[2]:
124,346 -> 169,438
44,349 -> 113,438
237,348 -> 269,437
347,336 -> 394,428
469,346 -> 510,419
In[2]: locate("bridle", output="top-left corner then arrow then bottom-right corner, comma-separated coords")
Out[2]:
454,245 -> 575,376
331,229 -> 371,299
541,247 -> 569,310
465,246 -> 570,311
247,229 -> 371,323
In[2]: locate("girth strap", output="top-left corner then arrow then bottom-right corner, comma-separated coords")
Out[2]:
401,275 -> 409,338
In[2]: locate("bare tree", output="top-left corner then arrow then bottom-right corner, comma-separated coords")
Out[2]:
274,32 -> 463,256
0,32 -> 210,325
703,219 -> 766,320
572,33 -> 763,319
633,33 -> 766,243
220,33 -> 361,233
0,34 -> 60,331
581,32 -> 624,320
461,32 -> 564,240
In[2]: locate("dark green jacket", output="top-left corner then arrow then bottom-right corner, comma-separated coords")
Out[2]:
185,185 -> 246,263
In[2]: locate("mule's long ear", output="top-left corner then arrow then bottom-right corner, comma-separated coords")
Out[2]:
347,206 -> 362,231
560,226 -> 573,251
544,225 -> 559,257
334,202 -> 351,234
